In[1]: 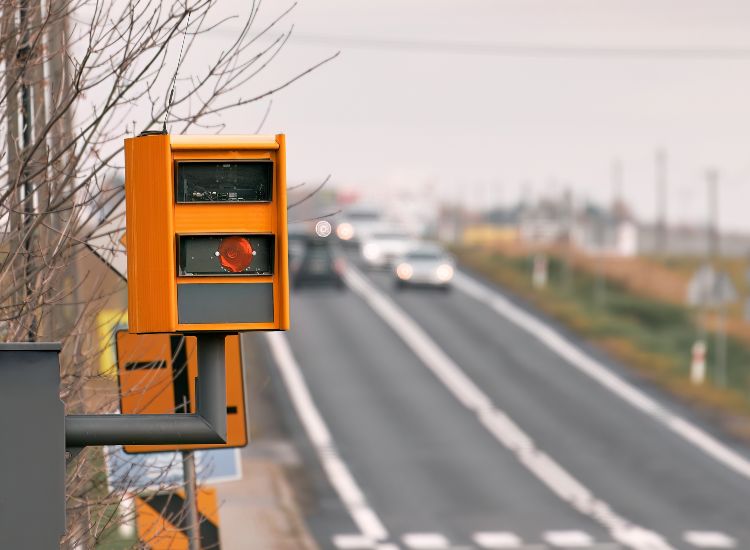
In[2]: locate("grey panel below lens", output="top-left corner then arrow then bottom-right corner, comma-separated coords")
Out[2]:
178,283 -> 274,324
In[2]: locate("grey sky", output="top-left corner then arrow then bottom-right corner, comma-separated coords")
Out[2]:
200,1 -> 750,230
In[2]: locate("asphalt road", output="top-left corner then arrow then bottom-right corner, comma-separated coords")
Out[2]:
257,260 -> 750,550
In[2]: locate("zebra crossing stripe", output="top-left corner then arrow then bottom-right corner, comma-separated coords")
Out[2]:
333,534 -> 377,549
543,530 -> 594,547
684,531 -> 737,548
473,531 -> 523,548
402,532 -> 451,548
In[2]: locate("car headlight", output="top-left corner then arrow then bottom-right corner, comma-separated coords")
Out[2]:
436,264 -> 454,282
363,243 -> 381,261
336,222 -> 354,241
396,263 -> 413,280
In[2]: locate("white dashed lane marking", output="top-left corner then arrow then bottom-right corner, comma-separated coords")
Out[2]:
473,531 -> 524,548
402,532 -> 451,549
684,531 -> 737,548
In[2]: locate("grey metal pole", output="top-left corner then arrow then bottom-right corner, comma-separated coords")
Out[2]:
65,334 -> 228,447
182,449 -> 201,550
195,333 -> 227,442
717,301 -> 728,387
706,169 -> 727,386
655,149 -> 667,257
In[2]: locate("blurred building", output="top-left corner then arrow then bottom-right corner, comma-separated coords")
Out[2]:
573,199 -> 638,257
516,193 -> 638,257
518,196 -> 570,244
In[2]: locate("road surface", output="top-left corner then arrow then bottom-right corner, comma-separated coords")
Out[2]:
250,261 -> 750,550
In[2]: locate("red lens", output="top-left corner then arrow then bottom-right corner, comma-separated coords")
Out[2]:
218,236 -> 253,273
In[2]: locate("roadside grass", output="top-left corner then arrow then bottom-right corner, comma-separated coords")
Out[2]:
93,512 -> 137,550
72,447 -> 138,549
452,246 -> 750,438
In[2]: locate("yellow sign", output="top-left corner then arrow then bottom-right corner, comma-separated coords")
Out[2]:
97,309 -> 128,377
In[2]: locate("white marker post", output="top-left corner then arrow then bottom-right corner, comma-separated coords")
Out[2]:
117,492 -> 135,538
691,340 -> 707,385
532,253 -> 548,289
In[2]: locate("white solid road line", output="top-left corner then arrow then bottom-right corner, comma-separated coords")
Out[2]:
344,266 -> 674,550
452,271 -> 750,482
265,333 -> 389,542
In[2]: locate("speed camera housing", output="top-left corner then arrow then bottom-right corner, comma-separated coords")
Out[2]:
124,133 -> 289,333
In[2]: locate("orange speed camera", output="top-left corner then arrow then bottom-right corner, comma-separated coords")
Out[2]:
124,134 -> 289,333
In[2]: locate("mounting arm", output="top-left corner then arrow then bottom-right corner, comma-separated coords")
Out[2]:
65,333 -> 227,447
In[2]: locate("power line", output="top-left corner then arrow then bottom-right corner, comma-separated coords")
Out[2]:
259,32 -> 750,60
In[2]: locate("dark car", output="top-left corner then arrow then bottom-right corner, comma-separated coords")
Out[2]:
290,234 -> 346,288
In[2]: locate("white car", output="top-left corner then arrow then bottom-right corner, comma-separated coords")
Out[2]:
360,229 -> 416,269
393,244 -> 455,289
335,204 -> 384,245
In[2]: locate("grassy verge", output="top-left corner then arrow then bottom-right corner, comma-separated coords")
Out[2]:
75,447 -> 138,549
452,245 -> 750,439
93,509 -> 137,550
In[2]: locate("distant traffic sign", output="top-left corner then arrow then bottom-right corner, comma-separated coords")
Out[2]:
687,264 -> 738,307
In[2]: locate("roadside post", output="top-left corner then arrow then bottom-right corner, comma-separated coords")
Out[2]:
690,340 -> 707,385
532,253 -> 548,289
0,133 -> 289,548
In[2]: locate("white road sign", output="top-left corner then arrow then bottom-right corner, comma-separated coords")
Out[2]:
105,446 -> 242,492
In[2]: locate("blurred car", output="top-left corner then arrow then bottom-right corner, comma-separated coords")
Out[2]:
288,227 -> 309,275
360,228 -> 417,269
290,233 -> 346,289
393,243 -> 455,289
335,204 -> 384,245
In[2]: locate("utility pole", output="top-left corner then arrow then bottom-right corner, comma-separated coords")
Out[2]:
562,186 -> 574,292
707,169 -> 719,269
183,451 -> 201,550
18,0 -> 41,341
46,0 -> 76,342
4,0 -> 36,339
598,159 -> 624,308
611,158 -> 623,205
656,149 -> 668,258
706,168 -> 727,387
2,0 -> 22,330
181,395 -> 201,550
